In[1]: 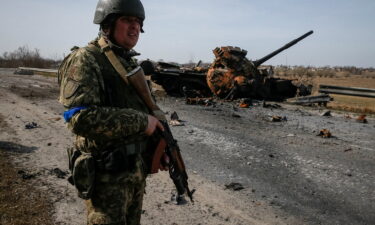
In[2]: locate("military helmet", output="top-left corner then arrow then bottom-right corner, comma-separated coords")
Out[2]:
93,0 -> 145,25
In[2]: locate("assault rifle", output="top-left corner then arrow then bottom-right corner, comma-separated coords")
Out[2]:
159,120 -> 195,203
148,120 -> 194,204
121,65 -> 194,204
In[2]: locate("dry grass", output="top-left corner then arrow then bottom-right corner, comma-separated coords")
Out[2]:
311,76 -> 375,114
0,150 -> 54,225
276,70 -> 375,114
0,115 -> 53,225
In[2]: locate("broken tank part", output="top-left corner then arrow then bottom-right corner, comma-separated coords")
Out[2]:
140,60 -> 211,97
207,31 -> 314,100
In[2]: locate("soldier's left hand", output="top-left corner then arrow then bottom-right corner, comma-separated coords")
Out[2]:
144,115 -> 164,136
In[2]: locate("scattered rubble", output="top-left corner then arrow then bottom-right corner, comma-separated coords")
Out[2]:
224,182 -> 245,191
317,129 -> 332,138
186,97 -> 214,106
321,110 -> 332,116
25,122 -> 39,129
356,115 -> 368,123
50,168 -> 68,179
239,98 -> 252,108
169,111 -> 185,126
270,116 -> 287,122
17,170 -> 38,180
262,101 -> 281,109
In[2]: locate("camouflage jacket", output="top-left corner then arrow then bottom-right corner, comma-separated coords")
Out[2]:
58,39 -> 150,156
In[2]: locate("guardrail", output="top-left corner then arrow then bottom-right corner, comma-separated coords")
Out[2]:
287,94 -> 333,105
14,67 -> 57,77
319,85 -> 375,98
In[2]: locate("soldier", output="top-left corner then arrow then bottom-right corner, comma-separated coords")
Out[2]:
58,0 -> 165,224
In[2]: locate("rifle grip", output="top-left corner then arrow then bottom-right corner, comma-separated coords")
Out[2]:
150,138 -> 167,174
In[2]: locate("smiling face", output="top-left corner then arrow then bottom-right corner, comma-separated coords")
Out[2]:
112,16 -> 141,50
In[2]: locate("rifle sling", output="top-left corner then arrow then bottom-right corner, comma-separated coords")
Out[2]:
98,37 -> 129,85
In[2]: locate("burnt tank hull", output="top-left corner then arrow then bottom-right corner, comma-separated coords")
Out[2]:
140,60 -> 211,97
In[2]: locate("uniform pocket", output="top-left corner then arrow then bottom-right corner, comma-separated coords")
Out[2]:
72,152 -> 96,199
63,78 -> 80,99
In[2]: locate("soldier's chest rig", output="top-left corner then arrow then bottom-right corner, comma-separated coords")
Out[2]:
84,39 -> 149,114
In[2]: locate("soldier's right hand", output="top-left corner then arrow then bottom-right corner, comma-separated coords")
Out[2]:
144,115 -> 164,136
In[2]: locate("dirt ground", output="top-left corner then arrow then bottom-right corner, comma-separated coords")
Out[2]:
0,68 -> 374,225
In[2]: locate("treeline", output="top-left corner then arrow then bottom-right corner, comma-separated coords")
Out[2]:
0,46 -> 60,68
274,65 -> 375,78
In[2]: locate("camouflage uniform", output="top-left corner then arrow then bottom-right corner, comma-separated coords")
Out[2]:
59,39 -> 150,225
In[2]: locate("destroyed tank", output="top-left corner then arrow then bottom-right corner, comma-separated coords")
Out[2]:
207,30 -> 313,100
140,60 -> 211,97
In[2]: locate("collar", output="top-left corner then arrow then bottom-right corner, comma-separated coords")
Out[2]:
95,35 -> 140,60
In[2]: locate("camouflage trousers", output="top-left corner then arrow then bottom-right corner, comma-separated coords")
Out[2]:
85,156 -> 146,225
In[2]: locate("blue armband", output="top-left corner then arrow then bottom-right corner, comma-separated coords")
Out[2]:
63,106 -> 88,122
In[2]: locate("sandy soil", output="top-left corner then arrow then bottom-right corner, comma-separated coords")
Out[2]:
0,69 -> 374,225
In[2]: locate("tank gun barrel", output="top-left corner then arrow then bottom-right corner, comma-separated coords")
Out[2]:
253,30 -> 313,67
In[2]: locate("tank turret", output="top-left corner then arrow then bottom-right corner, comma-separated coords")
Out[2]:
206,31 -> 313,99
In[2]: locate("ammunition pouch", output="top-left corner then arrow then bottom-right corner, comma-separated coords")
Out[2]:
96,142 -> 147,173
67,147 -> 95,200
66,142 -> 146,199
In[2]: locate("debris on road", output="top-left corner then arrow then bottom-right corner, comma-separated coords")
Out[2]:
321,110 -> 332,116
262,101 -> 281,109
48,117 -> 62,121
17,170 -> 37,180
225,182 -> 245,191
50,168 -> 68,179
270,115 -> 287,122
25,122 -> 39,129
239,98 -> 252,108
186,97 -> 214,106
356,115 -> 368,123
317,129 -> 332,138
232,113 -> 241,118
169,111 -> 185,126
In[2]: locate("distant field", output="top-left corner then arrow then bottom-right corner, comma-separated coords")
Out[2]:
277,73 -> 375,114
313,76 -> 375,114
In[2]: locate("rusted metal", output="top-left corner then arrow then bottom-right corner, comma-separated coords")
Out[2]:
140,60 -> 211,97
14,67 -> 57,77
207,31 -> 313,100
318,129 -> 332,138
356,115 -> 368,123
288,94 -> 333,106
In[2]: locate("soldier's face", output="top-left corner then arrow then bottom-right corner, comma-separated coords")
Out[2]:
113,16 -> 141,50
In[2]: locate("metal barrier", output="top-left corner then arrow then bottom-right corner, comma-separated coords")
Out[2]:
14,67 -> 57,77
319,85 -> 375,98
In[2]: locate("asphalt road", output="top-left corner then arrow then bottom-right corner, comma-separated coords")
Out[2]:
1,68 -> 374,225
159,96 -> 375,225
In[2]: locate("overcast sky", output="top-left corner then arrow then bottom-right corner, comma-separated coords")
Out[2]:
1,0 -> 374,67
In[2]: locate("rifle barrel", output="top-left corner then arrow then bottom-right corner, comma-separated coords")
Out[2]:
254,30 -> 313,67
